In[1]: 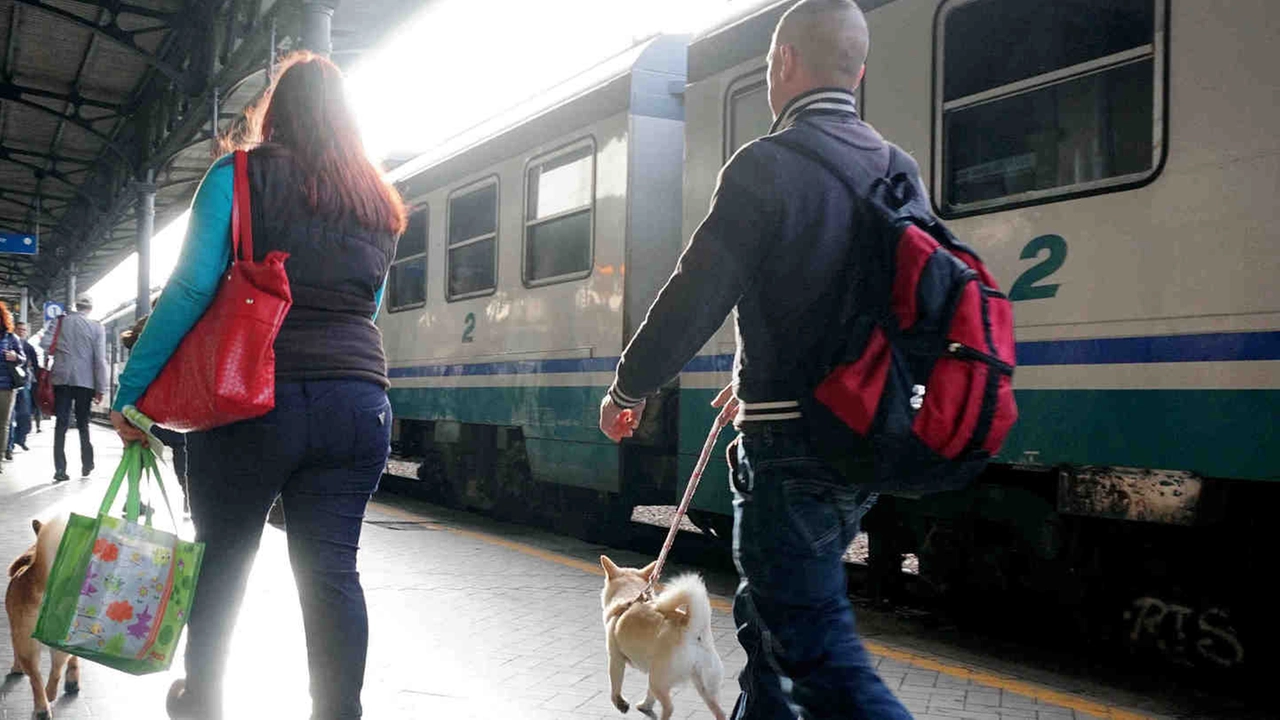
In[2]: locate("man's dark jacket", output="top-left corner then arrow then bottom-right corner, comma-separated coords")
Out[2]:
611,88 -> 927,419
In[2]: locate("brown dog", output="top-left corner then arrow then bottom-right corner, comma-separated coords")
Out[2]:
5,516 -> 79,720
599,555 -> 726,720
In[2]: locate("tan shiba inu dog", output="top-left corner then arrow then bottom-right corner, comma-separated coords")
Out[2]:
599,555 -> 726,720
5,515 -> 79,720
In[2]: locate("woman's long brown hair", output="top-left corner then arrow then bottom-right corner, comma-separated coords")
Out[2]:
232,51 -> 407,235
0,302 -> 14,335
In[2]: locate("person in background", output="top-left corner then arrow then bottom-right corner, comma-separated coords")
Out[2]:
28,320 -> 46,433
6,320 -> 37,458
40,293 -> 108,482
30,332 -> 43,434
0,303 -> 25,472
110,51 -> 405,720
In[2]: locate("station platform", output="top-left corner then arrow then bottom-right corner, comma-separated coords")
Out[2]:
1,425 -> 1180,720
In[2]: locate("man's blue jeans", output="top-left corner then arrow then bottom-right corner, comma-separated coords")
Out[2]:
729,424 -> 911,720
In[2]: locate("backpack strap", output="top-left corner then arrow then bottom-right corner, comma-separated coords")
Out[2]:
766,132 -> 907,330
767,132 -> 892,199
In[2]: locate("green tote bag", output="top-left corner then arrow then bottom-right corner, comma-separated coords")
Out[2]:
32,439 -> 205,674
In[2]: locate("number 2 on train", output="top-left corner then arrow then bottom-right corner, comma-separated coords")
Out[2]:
462,312 -> 476,343
1009,234 -> 1067,302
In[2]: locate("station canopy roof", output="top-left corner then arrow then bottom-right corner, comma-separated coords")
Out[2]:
0,0 -> 422,306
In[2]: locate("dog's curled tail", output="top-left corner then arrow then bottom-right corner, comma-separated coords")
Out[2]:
7,519 -> 43,580
654,573 -> 712,631
8,549 -> 35,580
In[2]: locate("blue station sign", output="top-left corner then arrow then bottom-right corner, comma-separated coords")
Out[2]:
0,231 -> 37,255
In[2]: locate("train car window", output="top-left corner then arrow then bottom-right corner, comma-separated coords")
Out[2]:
723,71 -> 867,162
524,140 -> 594,286
388,206 -> 428,312
447,179 -> 499,300
726,75 -> 772,159
936,0 -> 1164,216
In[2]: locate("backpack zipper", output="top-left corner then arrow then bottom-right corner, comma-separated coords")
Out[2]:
947,342 -> 1013,375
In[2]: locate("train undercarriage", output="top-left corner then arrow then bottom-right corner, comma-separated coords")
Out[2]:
383,416 -> 1274,691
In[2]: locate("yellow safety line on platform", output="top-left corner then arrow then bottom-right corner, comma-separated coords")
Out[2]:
368,500 -> 1156,720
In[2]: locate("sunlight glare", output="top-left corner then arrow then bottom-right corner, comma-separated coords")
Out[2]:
87,0 -> 766,309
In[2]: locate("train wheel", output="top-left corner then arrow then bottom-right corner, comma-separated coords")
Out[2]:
579,492 -> 635,547
415,447 -> 458,507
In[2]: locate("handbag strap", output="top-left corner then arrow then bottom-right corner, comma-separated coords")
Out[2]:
140,448 -> 180,532
117,405 -> 181,531
44,316 -> 63,369
99,444 -> 144,524
231,150 -> 254,263
96,444 -> 180,531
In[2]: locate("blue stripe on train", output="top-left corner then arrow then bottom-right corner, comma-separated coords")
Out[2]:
1016,331 -> 1280,366
389,356 -> 621,378
387,330 -> 1280,379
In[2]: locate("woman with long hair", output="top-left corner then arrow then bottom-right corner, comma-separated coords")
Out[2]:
110,51 -> 406,720
0,302 -> 24,471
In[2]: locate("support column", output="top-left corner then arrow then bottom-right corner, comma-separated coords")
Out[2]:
136,173 -> 156,320
301,1 -> 336,57
19,287 -> 28,324
66,265 -> 75,309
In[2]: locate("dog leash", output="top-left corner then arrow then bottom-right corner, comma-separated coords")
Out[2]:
636,398 -> 736,602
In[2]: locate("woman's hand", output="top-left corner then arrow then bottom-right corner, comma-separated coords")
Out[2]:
111,410 -> 149,447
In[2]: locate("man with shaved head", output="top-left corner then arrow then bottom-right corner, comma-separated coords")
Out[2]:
601,1 -> 917,717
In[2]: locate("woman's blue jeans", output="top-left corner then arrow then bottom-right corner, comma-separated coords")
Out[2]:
184,380 -> 391,720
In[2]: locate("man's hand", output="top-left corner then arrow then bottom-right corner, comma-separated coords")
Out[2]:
110,410 -> 149,447
711,383 -> 739,423
94,392 -> 103,404
600,394 -> 645,443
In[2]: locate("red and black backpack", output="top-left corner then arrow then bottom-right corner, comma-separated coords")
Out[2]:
771,133 -> 1018,496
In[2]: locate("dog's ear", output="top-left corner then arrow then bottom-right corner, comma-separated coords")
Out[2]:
640,560 -> 659,579
31,519 -> 42,535
599,555 -> 620,579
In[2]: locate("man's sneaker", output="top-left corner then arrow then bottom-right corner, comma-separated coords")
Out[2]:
53,472 -> 71,482
81,465 -> 94,478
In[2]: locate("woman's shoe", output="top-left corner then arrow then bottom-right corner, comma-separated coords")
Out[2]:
166,679 -> 216,720
267,498 -> 285,527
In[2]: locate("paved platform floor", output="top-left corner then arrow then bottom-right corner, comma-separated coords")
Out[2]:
1,425 -> 1173,719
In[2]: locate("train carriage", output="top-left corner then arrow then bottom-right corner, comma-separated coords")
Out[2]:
379,36 -> 691,533
678,0 -> 1277,673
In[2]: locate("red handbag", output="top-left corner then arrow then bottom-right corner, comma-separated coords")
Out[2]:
136,150 -> 292,432
36,317 -> 61,416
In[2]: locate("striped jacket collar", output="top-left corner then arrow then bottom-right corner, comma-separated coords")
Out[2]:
769,87 -> 859,134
